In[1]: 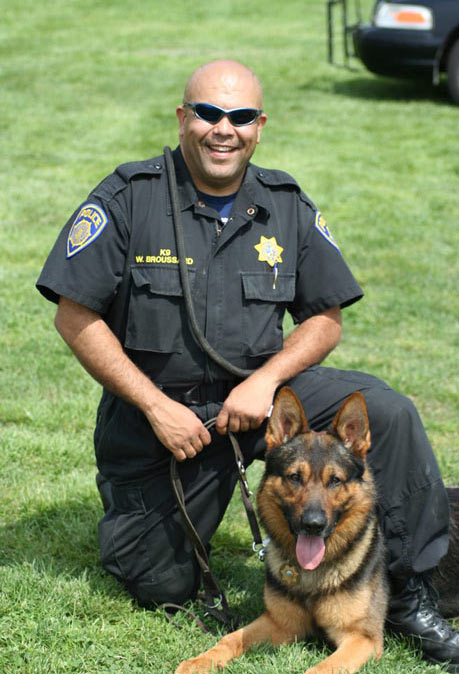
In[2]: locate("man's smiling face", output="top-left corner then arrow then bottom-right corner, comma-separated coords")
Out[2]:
176,60 -> 267,196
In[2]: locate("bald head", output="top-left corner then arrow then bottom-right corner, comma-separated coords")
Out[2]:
183,60 -> 263,108
176,59 -> 267,195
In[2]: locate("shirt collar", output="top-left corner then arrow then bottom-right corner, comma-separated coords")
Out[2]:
169,146 -> 271,219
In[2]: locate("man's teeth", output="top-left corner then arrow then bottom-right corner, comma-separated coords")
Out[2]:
210,146 -> 233,152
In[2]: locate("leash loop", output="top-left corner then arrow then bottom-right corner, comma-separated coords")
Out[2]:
204,594 -> 222,611
161,603 -> 210,633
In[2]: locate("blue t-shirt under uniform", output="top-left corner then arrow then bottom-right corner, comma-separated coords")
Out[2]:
197,191 -> 236,224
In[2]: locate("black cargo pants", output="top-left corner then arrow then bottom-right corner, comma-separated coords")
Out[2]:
96,365 -> 450,607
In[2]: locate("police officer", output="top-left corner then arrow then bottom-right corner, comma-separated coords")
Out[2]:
37,60 -> 458,670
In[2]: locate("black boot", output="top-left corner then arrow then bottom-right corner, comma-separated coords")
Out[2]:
387,573 -> 459,672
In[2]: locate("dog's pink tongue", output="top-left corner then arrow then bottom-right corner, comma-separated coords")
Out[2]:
296,535 -> 325,570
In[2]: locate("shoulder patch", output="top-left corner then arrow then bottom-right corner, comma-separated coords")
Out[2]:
314,211 -> 340,252
67,203 -> 108,258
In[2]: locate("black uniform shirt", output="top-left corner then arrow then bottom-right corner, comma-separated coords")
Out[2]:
37,147 -> 363,386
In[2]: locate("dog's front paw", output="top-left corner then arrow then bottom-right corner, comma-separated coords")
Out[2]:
175,654 -> 222,674
304,665 -> 330,674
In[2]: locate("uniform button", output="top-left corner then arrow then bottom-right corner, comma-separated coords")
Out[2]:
198,200 -> 206,208
154,163 -> 162,170
258,171 -> 264,177
247,207 -> 256,216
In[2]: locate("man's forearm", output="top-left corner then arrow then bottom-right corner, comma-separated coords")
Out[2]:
256,305 -> 342,388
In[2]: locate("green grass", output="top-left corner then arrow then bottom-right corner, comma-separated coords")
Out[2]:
1,0 -> 458,671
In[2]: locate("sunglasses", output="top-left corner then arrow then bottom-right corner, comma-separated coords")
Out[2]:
183,102 -> 263,127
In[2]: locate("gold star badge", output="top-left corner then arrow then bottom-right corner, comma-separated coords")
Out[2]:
254,235 -> 284,267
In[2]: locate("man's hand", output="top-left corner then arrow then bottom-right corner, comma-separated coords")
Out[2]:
215,374 -> 276,435
145,397 -> 212,462
55,297 -> 211,462
214,306 -> 343,436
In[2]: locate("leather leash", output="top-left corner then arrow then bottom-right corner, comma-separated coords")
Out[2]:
163,146 -> 266,629
169,419 -> 265,631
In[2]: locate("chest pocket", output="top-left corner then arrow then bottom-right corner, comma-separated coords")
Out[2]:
241,271 -> 295,356
124,265 -> 195,353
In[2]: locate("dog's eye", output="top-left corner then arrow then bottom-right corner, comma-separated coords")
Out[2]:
286,473 -> 302,485
328,475 -> 342,488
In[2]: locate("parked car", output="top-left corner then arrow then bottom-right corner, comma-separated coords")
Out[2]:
327,0 -> 459,104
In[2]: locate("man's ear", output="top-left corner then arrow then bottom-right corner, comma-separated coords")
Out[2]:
256,113 -> 268,143
265,387 -> 308,451
331,392 -> 371,458
176,105 -> 186,139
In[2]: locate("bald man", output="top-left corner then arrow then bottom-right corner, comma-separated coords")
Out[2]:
37,60 -> 458,670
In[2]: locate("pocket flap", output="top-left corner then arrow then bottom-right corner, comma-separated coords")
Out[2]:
241,271 -> 295,302
131,266 -> 195,297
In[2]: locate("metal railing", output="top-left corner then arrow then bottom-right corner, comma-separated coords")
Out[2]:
327,0 -> 364,67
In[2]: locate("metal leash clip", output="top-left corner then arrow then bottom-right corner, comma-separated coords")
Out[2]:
252,537 -> 270,562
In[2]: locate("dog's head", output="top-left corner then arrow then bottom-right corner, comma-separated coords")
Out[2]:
259,387 -> 373,570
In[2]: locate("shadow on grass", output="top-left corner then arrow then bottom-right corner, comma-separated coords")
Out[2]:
300,72 -> 453,106
0,496 -> 265,618
0,498 -> 120,596
334,76 -> 452,105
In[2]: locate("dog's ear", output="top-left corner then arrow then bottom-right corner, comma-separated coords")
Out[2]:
331,392 -> 371,458
265,387 -> 309,451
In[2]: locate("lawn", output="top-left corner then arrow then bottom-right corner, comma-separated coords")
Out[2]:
0,0 -> 458,672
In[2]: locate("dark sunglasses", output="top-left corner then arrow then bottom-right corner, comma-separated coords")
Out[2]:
183,102 -> 263,127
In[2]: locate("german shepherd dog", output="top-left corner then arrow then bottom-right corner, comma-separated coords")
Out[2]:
176,387 -> 459,674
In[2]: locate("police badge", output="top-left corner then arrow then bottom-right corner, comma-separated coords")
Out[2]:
67,203 -> 108,258
254,235 -> 284,267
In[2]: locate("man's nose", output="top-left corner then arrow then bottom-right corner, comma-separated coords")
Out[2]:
212,114 -> 235,135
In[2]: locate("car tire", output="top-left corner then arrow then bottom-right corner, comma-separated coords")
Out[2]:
447,39 -> 459,105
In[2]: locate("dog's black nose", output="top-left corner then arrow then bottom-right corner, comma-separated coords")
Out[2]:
302,509 -> 327,536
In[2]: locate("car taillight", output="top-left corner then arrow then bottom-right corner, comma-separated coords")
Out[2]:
374,2 -> 434,30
